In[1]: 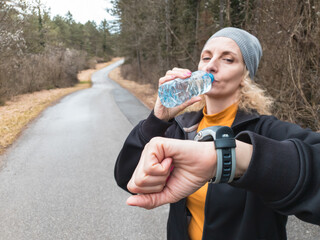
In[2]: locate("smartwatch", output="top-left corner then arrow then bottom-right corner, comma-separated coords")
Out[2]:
194,126 -> 236,184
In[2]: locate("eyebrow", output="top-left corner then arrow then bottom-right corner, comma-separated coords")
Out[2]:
202,49 -> 238,57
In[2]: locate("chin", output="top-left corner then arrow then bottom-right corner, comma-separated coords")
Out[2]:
206,88 -> 219,95
204,92 -> 221,99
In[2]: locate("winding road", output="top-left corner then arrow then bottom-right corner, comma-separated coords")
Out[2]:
0,60 -> 318,239
0,60 -> 168,240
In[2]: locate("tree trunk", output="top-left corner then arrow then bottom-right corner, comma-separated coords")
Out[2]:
193,0 -> 201,61
244,0 -> 250,27
226,0 -> 230,26
165,0 -> 171,69
134,33 -> 142,79
37,5 -> 45,47
219,0 -> 225,28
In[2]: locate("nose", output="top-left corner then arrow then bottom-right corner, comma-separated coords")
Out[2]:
205,57 -> 218,74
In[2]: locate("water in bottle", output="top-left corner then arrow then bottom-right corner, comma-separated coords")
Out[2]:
158,70 -> 214,108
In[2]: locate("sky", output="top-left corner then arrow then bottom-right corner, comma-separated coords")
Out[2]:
42,0 -> 115,25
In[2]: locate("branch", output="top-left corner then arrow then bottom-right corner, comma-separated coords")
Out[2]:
164,21 -> 198,67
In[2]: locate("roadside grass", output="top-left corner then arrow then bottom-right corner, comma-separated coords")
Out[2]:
0,58 -> 121,155
77,80 -> 92,85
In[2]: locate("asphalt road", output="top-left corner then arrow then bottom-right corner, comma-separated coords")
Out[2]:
0,60 -> 168,240
0,60 -> 318,239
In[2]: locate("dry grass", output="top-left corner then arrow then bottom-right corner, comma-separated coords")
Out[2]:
0,84 -> 90,155
0,58 -> 122,155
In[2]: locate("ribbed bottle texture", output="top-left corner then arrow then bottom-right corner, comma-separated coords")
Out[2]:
158,70 -> 214,108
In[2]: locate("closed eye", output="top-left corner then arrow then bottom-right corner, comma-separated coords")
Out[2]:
202,57 -> 211,61
223,58 -> 234,63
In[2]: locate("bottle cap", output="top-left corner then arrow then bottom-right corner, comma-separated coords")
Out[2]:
208,73 -> 214,83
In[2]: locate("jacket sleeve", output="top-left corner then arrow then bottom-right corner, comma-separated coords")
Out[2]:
232,116 -> 320,224
114,111 -> 174,192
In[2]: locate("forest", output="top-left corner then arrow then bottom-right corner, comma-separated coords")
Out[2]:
0,0 -> 115,104
112,0 -> 320,131
1,0 -> 319,131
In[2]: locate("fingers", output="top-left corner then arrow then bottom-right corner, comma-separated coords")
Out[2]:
154,84 -> 202,121
143,154 -> 172,176
127,153 -> 173,194
166,68 -> 192,78
127,180 -> 166,194
159,74 -> 176,86
128,171 -> 170,194
177,96 -> 203,109
159,68 -> 192,85
141,141 -> 172,175
155,67 -> 196,120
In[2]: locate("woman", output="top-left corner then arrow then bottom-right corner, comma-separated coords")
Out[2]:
114,27 -> 320,239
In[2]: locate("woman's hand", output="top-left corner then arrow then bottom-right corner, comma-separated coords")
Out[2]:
126,137 -> 252,209
154,68 -> 202,121
126,137 -> 217,209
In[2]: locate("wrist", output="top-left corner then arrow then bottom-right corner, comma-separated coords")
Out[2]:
154,99 -> 171,122
202,142 -> 217,181
154,110 -> 171,122
195,126 -> 236,183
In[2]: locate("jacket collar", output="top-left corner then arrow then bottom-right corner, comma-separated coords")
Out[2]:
175,108 -> 260,139
232,109 -> 260,129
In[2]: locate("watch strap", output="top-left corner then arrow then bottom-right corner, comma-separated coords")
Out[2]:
194,126 -> 236,184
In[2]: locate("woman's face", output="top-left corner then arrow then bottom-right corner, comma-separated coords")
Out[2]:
198,37 -> 246,101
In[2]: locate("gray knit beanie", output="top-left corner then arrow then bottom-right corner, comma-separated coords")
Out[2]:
208,27 -> 262,80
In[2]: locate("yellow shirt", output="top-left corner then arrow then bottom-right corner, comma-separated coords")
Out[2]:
187,103 -> 238,240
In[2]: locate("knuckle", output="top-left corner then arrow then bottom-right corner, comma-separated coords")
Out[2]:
149,136 -> 161,145
157,184 -> 165,192
127,182 -> 138,193
159,76 -> 166,82
153,136 -> 163,142
148,195 -> 157,209
134,177 -> 144,187
143,166 -> 153,176
156,166 -> 167,176
165,70 -> 172,75
134,173 -> 150,188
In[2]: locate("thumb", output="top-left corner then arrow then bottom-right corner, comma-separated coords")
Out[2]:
126,192 -> 168,210
186,96 -> 202,105
179,96 -> 202,110
160,157 -> 173,173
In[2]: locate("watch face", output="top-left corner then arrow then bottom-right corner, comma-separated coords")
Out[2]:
194,127 -> 218,141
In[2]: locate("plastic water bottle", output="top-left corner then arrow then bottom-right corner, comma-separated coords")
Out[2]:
158,70 -> 214,108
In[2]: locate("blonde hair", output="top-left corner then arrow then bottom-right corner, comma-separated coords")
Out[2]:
238,70 -> 274,115
183,70 -> 274,115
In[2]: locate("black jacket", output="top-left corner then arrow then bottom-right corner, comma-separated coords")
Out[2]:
114,109 -> 320,240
